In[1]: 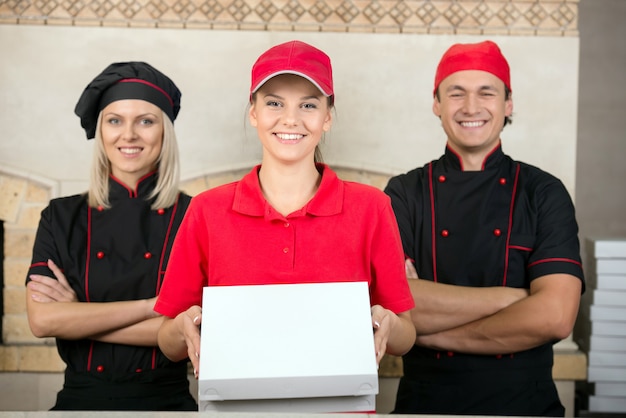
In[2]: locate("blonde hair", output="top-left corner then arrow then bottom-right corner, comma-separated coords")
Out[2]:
87,110 -> 181,210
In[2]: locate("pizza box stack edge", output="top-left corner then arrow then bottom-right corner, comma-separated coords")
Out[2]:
584,238 -> 626,414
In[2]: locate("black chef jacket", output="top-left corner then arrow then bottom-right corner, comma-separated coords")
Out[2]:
384,144 -> 585,416
26,173 -> 195,410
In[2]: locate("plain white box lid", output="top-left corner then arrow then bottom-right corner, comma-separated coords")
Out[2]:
198,281 -> 379,401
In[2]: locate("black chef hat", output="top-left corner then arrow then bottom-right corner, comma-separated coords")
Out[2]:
74,61 -> 181,139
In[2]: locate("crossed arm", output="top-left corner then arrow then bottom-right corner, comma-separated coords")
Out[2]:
406,260 -> 582,355
26,259 -> 163,346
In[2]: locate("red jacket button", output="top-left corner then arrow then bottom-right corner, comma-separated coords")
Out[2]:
96,251 -> 104,259
496,354 -> 503,359
441,229 -> 449,237
96,365 -> 104,372
499,178 -> 507,185
493,228 -> 502,237
157,208 -> 165,215
447,351 -> 454,357
438,175 -> 446,183
144,252 -> 152,259
97,205 -> 104,212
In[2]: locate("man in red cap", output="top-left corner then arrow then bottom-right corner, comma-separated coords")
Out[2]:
384,40 -> 585,416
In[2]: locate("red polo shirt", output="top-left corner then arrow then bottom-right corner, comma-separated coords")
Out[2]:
155,164 -> 414,318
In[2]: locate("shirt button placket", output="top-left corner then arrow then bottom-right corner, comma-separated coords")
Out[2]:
281,219 -> 295,268
283,221 -> 291,254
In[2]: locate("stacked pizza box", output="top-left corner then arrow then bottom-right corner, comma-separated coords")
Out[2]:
197,282 -> 379,413
585,238 -> 626,414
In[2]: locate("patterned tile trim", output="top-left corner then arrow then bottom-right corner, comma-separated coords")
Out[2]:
0,0 -> 578,36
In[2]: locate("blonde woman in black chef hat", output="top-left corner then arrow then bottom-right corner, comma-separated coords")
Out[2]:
24,62 -> 197,411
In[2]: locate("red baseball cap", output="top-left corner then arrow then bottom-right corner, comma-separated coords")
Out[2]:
433,40 -> 511,96
250,40 -> 334,98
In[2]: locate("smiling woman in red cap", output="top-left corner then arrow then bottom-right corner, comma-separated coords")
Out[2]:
25,62 -> 197,410
154,40 -> 416,383
385,40 -> 585,416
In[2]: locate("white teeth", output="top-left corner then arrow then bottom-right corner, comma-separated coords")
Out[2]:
276,133 -> 303,141
460,121 -> 485,128
120,148 -> 141,155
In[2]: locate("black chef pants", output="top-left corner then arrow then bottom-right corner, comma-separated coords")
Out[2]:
52,368 -> 198,411
392,369 -> 565,416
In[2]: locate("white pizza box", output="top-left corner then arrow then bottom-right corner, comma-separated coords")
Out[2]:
595,274 -> 626,290
595,382 -> 626,397
589,395 -> 626,414
198,281 -> 379,406
588,366 -> 626,382
591,321 -> 626,337
199,394 -> 375,413
592,238 -> 626,258
596,259 -> 626,275
590,335 -> 626,352
590,305 -> 626,321
589,351 -> 626,367
593,289 -> 626,306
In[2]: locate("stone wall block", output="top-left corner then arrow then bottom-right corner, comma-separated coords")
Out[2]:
16,204 -> 45,229
3,314 -> 38,344
4,229 -> 36,259
0,345 -> 19,371
0,176 -> 26,223
4,258 -> 29,288
25,182 -> 51,204
18,346 -> 64,372
3,287 -> 25,314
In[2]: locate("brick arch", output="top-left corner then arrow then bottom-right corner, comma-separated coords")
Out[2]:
0,171 -> 62,372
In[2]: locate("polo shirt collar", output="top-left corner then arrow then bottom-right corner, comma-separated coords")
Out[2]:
233,163 -> 343,218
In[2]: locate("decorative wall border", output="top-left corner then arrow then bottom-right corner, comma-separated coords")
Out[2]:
1,0 -> 578,36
